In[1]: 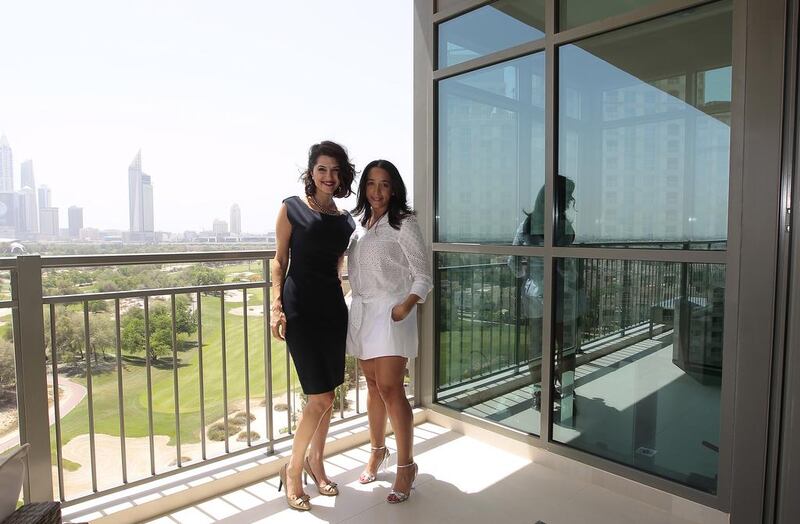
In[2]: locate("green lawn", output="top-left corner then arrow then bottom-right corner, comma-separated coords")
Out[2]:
52,291 -> 296,453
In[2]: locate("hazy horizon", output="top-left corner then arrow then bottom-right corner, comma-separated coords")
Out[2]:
0,1 -> 413,235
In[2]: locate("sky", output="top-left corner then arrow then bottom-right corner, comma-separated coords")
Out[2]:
0,1 -> 413,234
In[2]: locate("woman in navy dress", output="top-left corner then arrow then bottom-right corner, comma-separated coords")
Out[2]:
271,141 -> 356,511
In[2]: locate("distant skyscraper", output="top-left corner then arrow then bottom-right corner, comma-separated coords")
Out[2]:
68,206 -> 83,238
0,134 -> 13,193
20,160 -> 35,190
128,150 -> 154,234
230,204 -> 241,236
141,175 -> 154,232
39,207 -> 59,237
213,219 -> 229,235
17,160 -> 38,234
15,187 -> 38,235
38,185 -> 51,208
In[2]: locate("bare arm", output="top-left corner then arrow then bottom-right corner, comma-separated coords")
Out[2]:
391,216 -> 433,321
270,204 -> 291,340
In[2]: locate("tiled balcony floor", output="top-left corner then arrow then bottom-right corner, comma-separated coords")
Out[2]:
146,421 -> 716,524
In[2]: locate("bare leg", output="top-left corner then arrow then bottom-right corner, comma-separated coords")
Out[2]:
374,357 -> 414,494
359,358 -> 389,477
305,403 -> 334,485
285,391 -> 335,500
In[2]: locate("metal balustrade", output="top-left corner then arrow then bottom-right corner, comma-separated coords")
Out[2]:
2,252 -> 367,507
436,257 -> 720,390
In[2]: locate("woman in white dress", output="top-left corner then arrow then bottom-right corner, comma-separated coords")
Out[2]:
347,159 -> 432,504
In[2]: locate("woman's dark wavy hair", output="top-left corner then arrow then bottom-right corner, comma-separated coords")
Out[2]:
352,159 -> 414,230
300,140 -> 355,199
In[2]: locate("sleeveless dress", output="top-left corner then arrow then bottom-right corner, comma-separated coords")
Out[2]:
282,196 -> 355,394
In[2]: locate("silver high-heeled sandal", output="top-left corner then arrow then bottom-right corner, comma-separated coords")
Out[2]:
387,462 -> 418,504
359,446 -> 391,484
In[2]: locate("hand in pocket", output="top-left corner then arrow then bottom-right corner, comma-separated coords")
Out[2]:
391,303 -> 412,322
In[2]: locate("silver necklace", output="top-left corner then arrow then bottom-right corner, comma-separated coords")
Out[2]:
309,194 -> 338,216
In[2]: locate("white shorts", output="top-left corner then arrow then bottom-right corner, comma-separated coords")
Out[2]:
347,296 -> 418,360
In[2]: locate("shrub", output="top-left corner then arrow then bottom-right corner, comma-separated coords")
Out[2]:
230,412 -> 256,426
207,421 -> 243,441
236,431 -> 260,442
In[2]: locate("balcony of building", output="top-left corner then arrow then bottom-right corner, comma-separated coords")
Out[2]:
0,249 -> 731,523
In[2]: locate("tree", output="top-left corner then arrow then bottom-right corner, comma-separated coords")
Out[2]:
87,314 -> 116,364
49,308 -> 86,363
0,338 -> 16,391
120,299 -> 197,362
182,265 -> 225,289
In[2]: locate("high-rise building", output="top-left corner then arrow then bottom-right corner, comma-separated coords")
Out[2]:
0,134 -> 13,193
17,161 -> 38,234
15,186 -> 38,235
38,185 -> 51,209
128,150 -> 154,234
212,219 -> 229,235
20,159 -> 35,191
68,206 -> 83,238
230,204 -> 241,236
39,207 -> 59,238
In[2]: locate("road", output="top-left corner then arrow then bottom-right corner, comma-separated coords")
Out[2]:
0,375 -> 87,453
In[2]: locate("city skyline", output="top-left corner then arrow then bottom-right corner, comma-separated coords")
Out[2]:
0,1 -> 413,235
0,134 -> 273,240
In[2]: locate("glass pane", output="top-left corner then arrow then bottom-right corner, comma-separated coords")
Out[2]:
551,258 -> 725,494
435,252 -> 543,436
438,52 -> 545,244
438,0 -> 545,68
557,1 -> 732,249
559,0 -> 663,30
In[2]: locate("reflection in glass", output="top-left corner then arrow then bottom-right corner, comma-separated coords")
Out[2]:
438,1 -> 545,68
438,52 -> 545,244
558,1 -> 732,249
552,258 -> 725,494
435,253 -> 542,436
559,0 -> 663,30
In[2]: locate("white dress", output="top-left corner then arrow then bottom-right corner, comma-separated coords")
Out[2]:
346,214 -> 433,360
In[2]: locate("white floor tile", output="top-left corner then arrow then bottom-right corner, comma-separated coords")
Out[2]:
147,423 -> 718,524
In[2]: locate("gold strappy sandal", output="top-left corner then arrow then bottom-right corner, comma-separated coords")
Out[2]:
359,446 -> 391,484
278,463 -> 311,511
303,456 -> 339,496
387,462 -> 418,504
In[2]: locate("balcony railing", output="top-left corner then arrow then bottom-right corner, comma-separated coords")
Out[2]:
1,252 -> 369,507
436,256 -> 723,392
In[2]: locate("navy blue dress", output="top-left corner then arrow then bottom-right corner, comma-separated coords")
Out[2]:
282,196 -> 355,394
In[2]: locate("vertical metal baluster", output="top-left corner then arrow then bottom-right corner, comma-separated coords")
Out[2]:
144,296 -> 156,476
197,291 -> 206,460
263,258 -> 274,450
513,261 -> 522,374
498,266 -> 503,379
458,269 -> 464,383
480,264 -> 487,367
171,294 -> 181,467
491,265 -> 497,370
114,299 -> 127,484
471,267 -> 478,373
49,304 -> 65,501
221,292 -> 229,453
243,289 -> 251,445
83,301 -> 97,492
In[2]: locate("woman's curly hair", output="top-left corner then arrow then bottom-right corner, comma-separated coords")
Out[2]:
300,140 -> 356,199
